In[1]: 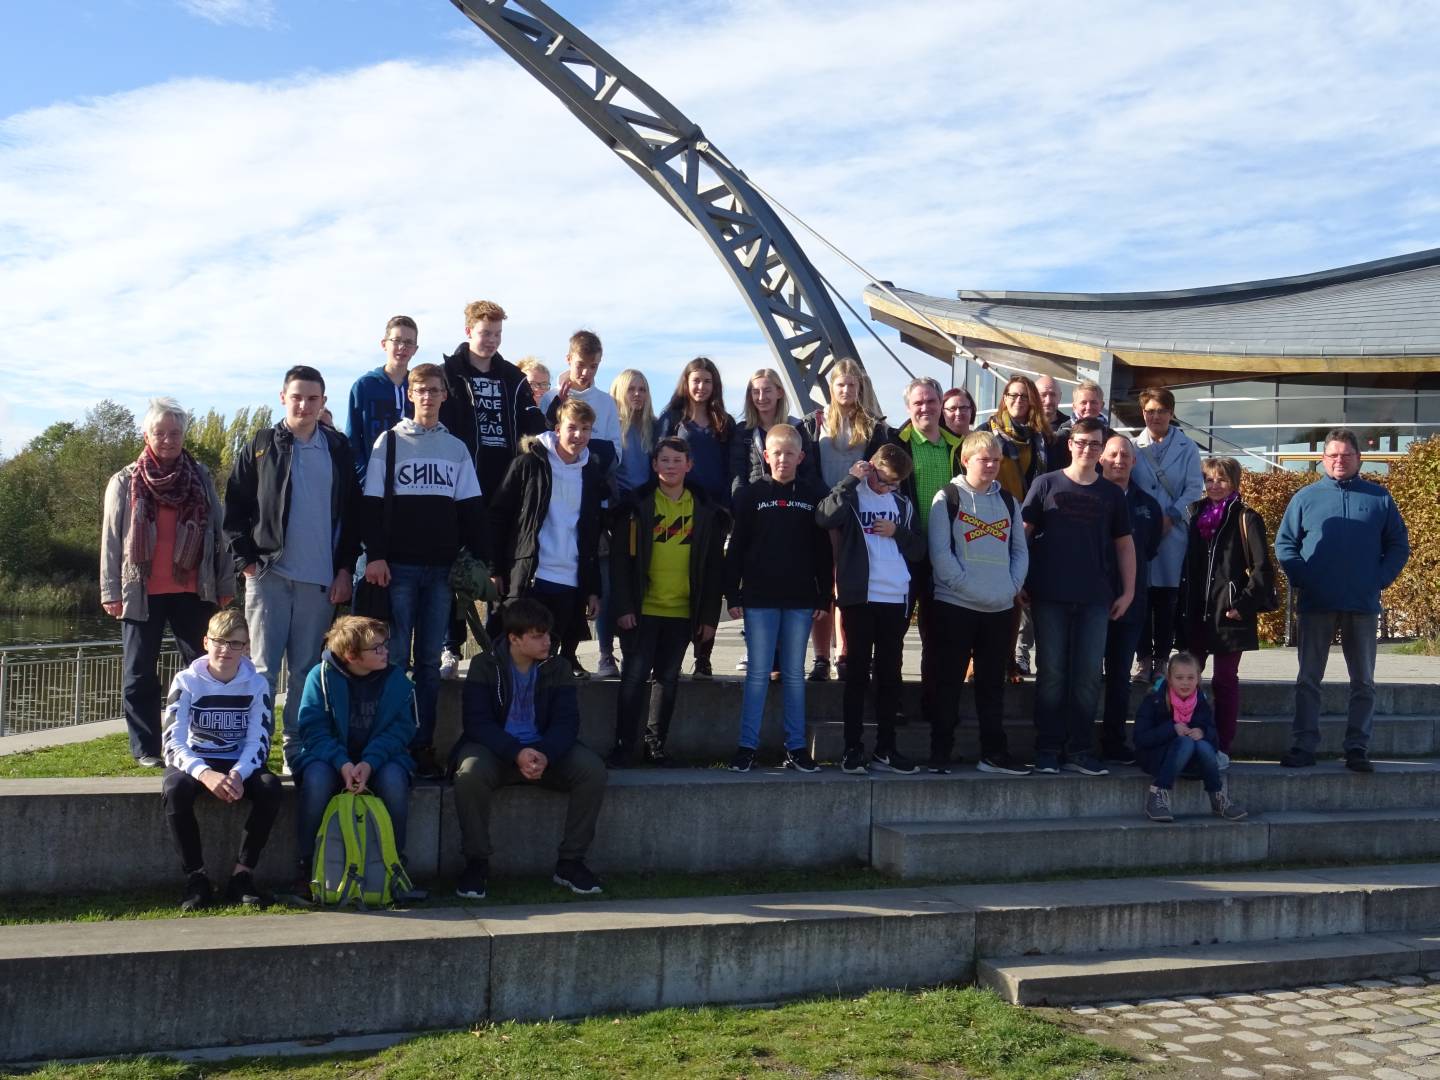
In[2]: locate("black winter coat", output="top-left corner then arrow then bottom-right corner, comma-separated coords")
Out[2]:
728,416 -> 821,497
487,437 -> 605,600
1176,498 -> 1274,654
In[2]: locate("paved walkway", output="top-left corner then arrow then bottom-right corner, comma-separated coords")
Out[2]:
1061,975 -> 1440,1078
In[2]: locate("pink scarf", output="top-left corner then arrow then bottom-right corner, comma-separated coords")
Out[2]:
1169,686 -> 1198,729
1196,493 -> 1236,542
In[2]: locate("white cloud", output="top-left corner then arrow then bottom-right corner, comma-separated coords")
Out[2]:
176,0 -> 277,28
3,0 -> 1439,448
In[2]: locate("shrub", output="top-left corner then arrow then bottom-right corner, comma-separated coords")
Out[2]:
1239,468 -> 1317,643
1382,436 -> 1440,639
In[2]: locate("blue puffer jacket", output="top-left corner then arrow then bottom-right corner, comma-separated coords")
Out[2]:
292,652 -> 417,775
1274,475 -> 1410,614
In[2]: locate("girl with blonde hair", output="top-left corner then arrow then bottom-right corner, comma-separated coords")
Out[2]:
611,368 -> 656,497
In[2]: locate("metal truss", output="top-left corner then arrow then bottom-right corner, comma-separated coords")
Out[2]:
450,0 -> 860,405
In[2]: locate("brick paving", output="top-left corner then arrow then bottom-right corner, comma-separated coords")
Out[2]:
1059,974 -> 1440,1078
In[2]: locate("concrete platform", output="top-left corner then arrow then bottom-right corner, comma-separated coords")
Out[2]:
874,806 -> 1440,880
977,931 -> 1440,1005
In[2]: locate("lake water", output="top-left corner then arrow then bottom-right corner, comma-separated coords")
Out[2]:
0,613 -> 120,648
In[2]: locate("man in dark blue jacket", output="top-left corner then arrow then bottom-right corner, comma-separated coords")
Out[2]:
1275,429 -> 1410,771
450,598 -> 608,900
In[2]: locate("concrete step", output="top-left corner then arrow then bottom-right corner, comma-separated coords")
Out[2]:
977,931 -> 1440,1005
6,863 -> 1439,1061
805,714 -> 1439,764
430,677 -> 1440,763
874,807 -> 1440,880
6,760 -> 1440,895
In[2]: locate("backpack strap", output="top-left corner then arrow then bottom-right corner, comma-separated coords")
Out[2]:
943,483 -> 1017,560
383,429 -> 397,537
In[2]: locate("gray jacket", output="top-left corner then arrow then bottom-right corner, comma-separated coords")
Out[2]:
928,479 -> 1028,613
100,463 -> 233,622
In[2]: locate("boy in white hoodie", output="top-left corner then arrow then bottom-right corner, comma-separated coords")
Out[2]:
488,397 -> 605,658
924,431 -> 1030,775
161,607 -> 280,910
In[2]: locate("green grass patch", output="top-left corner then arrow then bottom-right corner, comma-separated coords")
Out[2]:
1391,637 -> 1440,656
0,732 -> 285,779
0,986 -> 1135,1080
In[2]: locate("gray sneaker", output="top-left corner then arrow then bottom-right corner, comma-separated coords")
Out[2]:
1209,787 -> 1247,820
1145,787 -> 1174,822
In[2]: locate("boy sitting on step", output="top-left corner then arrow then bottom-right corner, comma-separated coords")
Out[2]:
161,607 -> 281,911
290,615 -> 426,904
1135,652 -> 1246,823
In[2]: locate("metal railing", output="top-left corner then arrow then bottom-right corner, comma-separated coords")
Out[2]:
0,640 -> 182,738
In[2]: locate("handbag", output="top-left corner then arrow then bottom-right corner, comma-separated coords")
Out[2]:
352,431 -> 397,621
1237,507 -> 1279,613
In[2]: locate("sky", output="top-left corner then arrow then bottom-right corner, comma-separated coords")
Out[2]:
3,0 -> 1440,453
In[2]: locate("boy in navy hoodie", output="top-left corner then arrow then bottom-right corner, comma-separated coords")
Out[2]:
724,424 -> 832,773
161,608 -> 280,911
291,615 -> 425,903
816,443 -> 926,774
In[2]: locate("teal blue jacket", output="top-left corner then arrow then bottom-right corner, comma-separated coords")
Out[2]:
292,652 -> 417,775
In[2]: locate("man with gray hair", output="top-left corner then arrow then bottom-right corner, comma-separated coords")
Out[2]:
1275,429 -> 1409,771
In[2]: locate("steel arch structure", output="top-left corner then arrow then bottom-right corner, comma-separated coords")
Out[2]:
450,0 -> 860,405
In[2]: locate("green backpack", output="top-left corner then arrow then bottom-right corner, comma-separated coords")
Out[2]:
311,791 -> 413,908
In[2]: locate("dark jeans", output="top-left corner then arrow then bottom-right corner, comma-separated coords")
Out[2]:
1293,611 -> 1379,753
122,592 -> 212,759
1150,736 -> 1223,793
1102,616 -> 1145,753
839,602 -> 907,752
388,562 -> 451,749
614,616 -> 691,750
926,602 -> 1012,761
161,764 -> 282,874
295,760 -> 412,867
1142,586 -> 1179,663
1192,648 -> 1242,753
1032,599 -> 1109,757
452,741 -> 608,862
527,579 -> 583,658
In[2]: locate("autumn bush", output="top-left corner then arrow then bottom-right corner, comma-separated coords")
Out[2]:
1239,468 -> 1317,643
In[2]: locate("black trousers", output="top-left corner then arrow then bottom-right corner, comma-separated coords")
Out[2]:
1102,612 -> 1146,753
526,580 -> 585,658
122,592 -> 212,759
925,603 -> 1012,761
161,764 -> 282,875
614,616 -> 692,750
840,602 -> 908,751
1143,586 -> 1179,662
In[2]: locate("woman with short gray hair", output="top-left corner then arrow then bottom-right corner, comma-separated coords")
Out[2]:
100,397 -> 234,766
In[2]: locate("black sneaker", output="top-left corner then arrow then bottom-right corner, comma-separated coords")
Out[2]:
1033,752 -> 1061,775
604,745 -> 632,769
691,658 -> 713,680
841,746 -> 868,774
412,745 -> 443,781
568,657 -> 590,680
1280,747 -> 1316,768
180,871 -> 212,912
554,859 -> 603,895
808,657 -> 830,682
225,869 -> 271,907
782,747 -> 821,773
642,742 -> 675,767
729,746 -> 756,773
977,752 -> 1032,776
834,656 -> 848,681
1345,748 -> 1374,773
456,859 -> 488,900
870,748 -> 919,774
925,758 -> 952,774
1061,753 -> 1110,776
1102,744 -> 1138,766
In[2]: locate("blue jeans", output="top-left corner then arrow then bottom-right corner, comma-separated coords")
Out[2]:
296,759 -> 412,866
1032,600 -> 1110,757
388,562 -> 452,749
1294,611 -> 1379,754
1151,736 -> 1223,793
740,608 -> 812,750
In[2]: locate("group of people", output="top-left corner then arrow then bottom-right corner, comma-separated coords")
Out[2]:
97,300 -> 1411,909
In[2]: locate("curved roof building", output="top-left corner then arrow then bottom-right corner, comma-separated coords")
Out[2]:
864,248 -> 1440,469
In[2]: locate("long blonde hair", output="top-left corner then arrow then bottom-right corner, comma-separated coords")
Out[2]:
743,368 -> 790,429
822,358 -> 879,448
611,368 -> 655,452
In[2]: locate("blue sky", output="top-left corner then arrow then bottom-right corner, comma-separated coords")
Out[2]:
4,0 -> 1440,452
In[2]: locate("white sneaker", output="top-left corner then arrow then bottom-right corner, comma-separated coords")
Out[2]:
735,658 -> 748,671
439,650 -> 462,679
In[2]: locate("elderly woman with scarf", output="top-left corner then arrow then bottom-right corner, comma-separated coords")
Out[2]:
1175,456 -> 1274,754
101,398 -> 233,766
1130,387 -> 1205,683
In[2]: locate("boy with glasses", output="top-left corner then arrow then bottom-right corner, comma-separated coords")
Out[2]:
346,316 -> 418,483
290,615 -> 426,903
817,444 -> 926,774
361,363 -> 486,778
161,608 -> 281,911
1021,416 -> 1136,776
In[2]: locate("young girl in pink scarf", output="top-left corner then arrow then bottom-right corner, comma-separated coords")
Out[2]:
1133,653 -> 1247,823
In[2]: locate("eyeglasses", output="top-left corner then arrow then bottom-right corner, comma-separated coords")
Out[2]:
1323,451 -> 1358,460
1071,440 -> 1105,452
384,338 -> 418,350
531,381 -> 551,392
410,386 -> 446,398
1003,392 -> 1027,401
871,475 -> 900,491
362,639 -> 390,654
210,639 -> 249,653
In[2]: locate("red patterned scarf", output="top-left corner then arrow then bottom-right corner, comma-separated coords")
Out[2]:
127,445 -> 208,575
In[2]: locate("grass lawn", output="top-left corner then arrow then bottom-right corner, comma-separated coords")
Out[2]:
0,732 -> 285,779
0,987 -> 1136,1080
1391,637 -> 1440,656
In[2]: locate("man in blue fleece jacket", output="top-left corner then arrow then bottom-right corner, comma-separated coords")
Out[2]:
1275,429 -> 1409,771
